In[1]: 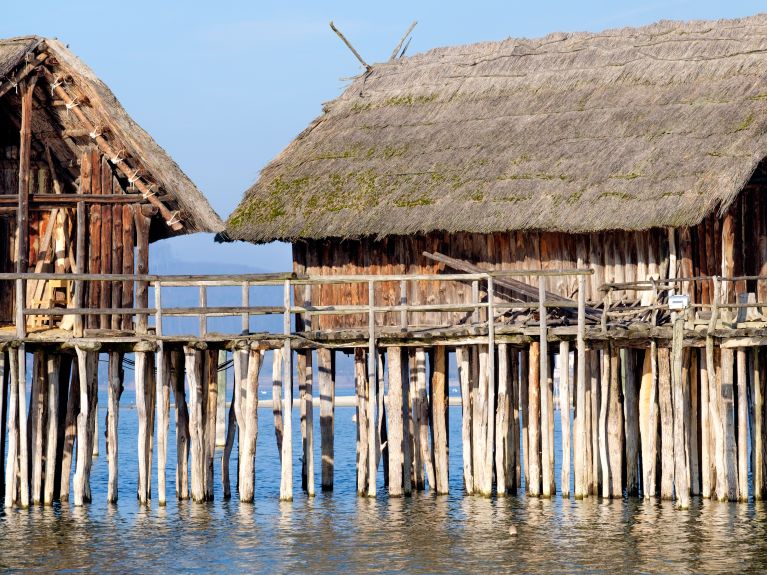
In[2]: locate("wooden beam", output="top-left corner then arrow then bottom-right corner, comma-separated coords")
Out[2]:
0,52 -> 47,100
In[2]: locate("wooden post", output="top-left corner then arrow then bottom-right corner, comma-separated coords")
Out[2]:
157,345 -> 171,506
172,350 -> 189,500
559,341 -> 571,498
31,352 -> 47,504
623,348 -> 639,496
239,348 -> 263,502
355,348 -> 369,495
599,350 -> 610,498
318,348 -> 335,491
0,353 -> 6,505
299,350 -> 315,496
575,275 -> 587,498
366,281 -> 377,498
204,351 -> 217,501
184,346 -> 206,502
73,347 -> 96,506
272,348 -> 284,459
590,350 -> 601,496
658,346 -> 674,499
134,210 -> 150,335
388,347 -> 404,496
279,280 -> 293,501
672,318 -> 690,508
401,349 -> 412,496
701,347 -> 712,499
639,346 -> 658,498
16,77 -> 36,339
478,347 -> 493,496
59,359 -> 79,503
539,278 -> 551,498
469,346 -> 482,493
528,342 -> 541,497
520,349 -> 529,491
608,345 -> 623,498
432,346 -> 449,494
222,350 -> 238,499
737,348 -> 748,501
135,350 -> 150,504
690,350 -> 700,496
216,350 -> 227,447
495,343 -> 510,495
4,347 -> 19,508
16,346 -> 28,508
720,347 -> 738,501
511,349 -> 521,492
755,348 -> 766,500
106,352 -> 122,503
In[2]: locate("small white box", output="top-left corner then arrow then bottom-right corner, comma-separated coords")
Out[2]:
668,294 -> 690,310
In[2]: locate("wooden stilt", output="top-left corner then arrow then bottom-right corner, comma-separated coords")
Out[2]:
520,349 -> 529,491
547,354 -> 555,496
478,347 -> 493,496
457,347 -> 473,493
700,348 -> 711,499
511,349 -> 520,492
387,347 -> 405,496
540,345 -> 552,498
279,339 -> 293,502
528,342 -> 541,497
302,350 -> 315,496
559,341 -> 571,498
496,343 -> 511,495
222,359 -> 237,500
59,358 -> 79,503
355,348 -> 369,495
73,347 -> 95,506
690,350 -> 700,496
4,347 -> 19,508
367,345 -> 377,498
672,319 -> 690,509
401,349 -> 412,496
639,346 -> 658,498
16,346 -> 28,508
583,352 -> 594,496
106,352 -> 122,503
575,343 -> 586,499
298,351 -> 309,492
623,348 -> 639,497
590,350 -> 601,496
172,350 -> 189,501
607,345 -> 623,498
43,354 -> 61,505
432,346 -> 449,494
30,351 -> 46,505
318,348 -> 335,491
469,346 -> 482,493
239,348 -> 263,502
0,353 -> 6,505
599,350 -> 610,498
737,348 -> 748,501
184,346 -> 206,502
233,348 -> 247,491
717,347 -> 739,501
658,346 -> 674,500
272,348 -> 284,460
216,350 -> 227,448
755,348 -> 766,500
157,345 -> 171,506
135,351 -> 150,504
204,351 -> 216,501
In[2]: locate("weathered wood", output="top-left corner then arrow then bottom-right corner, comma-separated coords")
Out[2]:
184,347 -> 206,502
639,346 -> 658,498
737,348 -> 748,501
355,348 -> 369,495
755,348 -> 766,500
4,348 -> 19,508
720,347 -> 739,501
495,343 -> 511,495
689,350 -> 700,496
30,351 -> 47,504
106,352 -> 122,503
59,359 -> 79,503
590,350 -> 601,496
204,350 -> 217,501
318,347 -> 335,491
432,345 -> 449,494
0,353 -> 6,504
658,346 -> 674,500
73,347 -> 95,506
41,353 -> 57,504
272,348 -> 284,459
17,346 -> 29,507
134,351 -> 150,504
298,350 -> 315,496
134,210 -> 150,334
511,349 -> 521,492
17,77 -> 36,286
607,345 -> 623,498
623,348 -> 639,496
477,347 -> 492,496
172,350 -> 189,500
520,348 -> 529,491
469,346 -> 482,493
540,278 -> 552,499
156,346 -> 171,505
279,337 -> 293,501
216,350 -> 227,447
700,347 -> 712,498
528,341 -> 541,496
387,347 -> 404,496
239,349 -> 263,502
672,319 -> 690,508
574,311 -> 587,497
559,341 -> 571,498
599,350 -> 610,498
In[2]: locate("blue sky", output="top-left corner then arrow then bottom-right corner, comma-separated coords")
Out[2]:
2,0 -> 764,271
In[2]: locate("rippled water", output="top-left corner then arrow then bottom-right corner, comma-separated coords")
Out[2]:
2,397 -> 767,574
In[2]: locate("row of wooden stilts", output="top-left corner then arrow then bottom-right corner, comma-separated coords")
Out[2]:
1,332 -> 764,508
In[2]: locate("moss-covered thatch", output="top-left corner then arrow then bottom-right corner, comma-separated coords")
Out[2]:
223,14 -> 767,243
0,36 -> 223,238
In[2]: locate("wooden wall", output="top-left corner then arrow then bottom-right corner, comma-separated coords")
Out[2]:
293,188 -> 767,330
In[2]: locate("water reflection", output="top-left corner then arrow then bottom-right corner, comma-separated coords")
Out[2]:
3,406 -> 767,573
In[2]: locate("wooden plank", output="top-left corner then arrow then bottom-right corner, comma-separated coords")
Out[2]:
121,205 -> 134,331
134,208 -> 149,334
100,157 -> 112,330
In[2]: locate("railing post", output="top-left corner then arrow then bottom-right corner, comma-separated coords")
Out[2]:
241,281 -> 249,335
367,279 -> 377,497
399,279 -> 407,330
15,277 -> 25,338
154,280 -> 163,338
198,285 -> 207,338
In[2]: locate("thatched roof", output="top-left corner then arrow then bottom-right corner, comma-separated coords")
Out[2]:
223,13 -> 767,243
0,36 -> 224,239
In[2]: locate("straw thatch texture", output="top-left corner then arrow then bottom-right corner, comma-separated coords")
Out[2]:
0,36 -> 223,237
224,14 -> 767,243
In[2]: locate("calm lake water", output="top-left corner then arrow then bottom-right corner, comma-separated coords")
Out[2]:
3,394 -> 767,574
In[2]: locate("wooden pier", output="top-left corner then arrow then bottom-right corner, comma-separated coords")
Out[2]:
1,267 -> 765,508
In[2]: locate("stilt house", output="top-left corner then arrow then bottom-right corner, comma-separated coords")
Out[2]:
223,14 -> 767,328
0,36 -> 223,333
